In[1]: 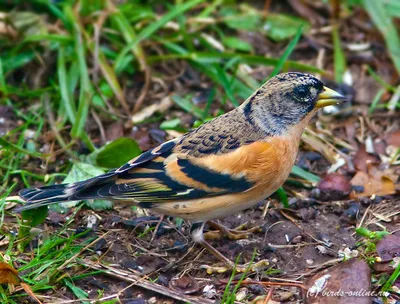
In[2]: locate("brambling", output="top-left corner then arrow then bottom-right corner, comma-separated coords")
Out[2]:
18,72 -> 345,270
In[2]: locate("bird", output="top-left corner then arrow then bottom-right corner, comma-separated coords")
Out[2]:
17,72 -> 346,271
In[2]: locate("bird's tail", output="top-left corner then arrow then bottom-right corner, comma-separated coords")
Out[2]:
17,182 -> 81,212
16,172 -> 116,212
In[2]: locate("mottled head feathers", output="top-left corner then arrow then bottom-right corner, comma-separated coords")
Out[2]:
242,72 -> 325,135
176,72 -> 342,157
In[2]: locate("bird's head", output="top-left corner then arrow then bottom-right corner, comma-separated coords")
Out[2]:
242,72 -> 346,135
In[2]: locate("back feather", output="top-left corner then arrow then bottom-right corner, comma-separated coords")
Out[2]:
17,129 -> 258,212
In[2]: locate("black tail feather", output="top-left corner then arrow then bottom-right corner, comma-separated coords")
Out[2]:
20,184 -> 69,201
16,172 -> 118,212
16,183 -> 74,212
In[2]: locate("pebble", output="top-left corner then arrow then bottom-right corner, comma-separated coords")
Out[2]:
306,259 -> 314,265
291,235 -> 303,244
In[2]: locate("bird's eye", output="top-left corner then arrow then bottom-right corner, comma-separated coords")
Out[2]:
294,86 -> 309,99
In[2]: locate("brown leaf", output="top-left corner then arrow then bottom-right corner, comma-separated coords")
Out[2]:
287,0 -> 325,25
169,276 -> 199,295
372,261 -> 394,274
385,130 -> 400,147
0,261 -> 20,285
353,145 -> 380,173
21,282 -> 43,304
105,121 -> 124,142
305,259 -> 371,304
302,132 -> 337,164
350,170 -> 396,197
376,234 -> 400,262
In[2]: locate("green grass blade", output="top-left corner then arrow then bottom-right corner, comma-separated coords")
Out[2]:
67,12 -> 92,139
64,280 -> 89,303
172,95 -> 204,118
58,47 -> 76,123
332,26 -> 346,83
276,187 -> 289,208
363,0 -> 400,75
291,165 -> 320,184
109,4 -> 146,72
214,64 -> 239,107
269,25 -> 303,78
0,137 -> 45,158
368,88 -> 385,114
382,261 -> 400,292
97,50 -> 130,112
147,52 -> 323,73
0,57 -> 7,95
115,0 -> 204,66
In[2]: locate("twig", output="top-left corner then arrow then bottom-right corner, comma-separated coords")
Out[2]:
132,66 -> 152,114
295,258 -> 342,279
57,231 -> 112,271
263,0 -> 272,19
267,242 -> 319,249
263,287 -> 274,304
357,204 -> 371,229
91,109 -> 106,144
219,279 -> 306,290
150,215 -> 165,244
79,259 -> 214,304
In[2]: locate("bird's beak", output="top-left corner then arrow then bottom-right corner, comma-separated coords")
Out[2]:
316,86 -> 347,108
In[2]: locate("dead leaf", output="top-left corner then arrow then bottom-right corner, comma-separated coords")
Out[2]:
376,234 -> 400,262
169,276 -> 199,295
305,259 -> 371,304
21,282 -> 43,304
385,130 -> 400,147
0,262 -> 41,303
131,96 -> 172,124
353,145 -> 380,173
302,131 -> 337,164
350,170 -> 396,197
105,121 -> 124,142
0,13 -> 17,37
0,261 -> 19,285
287,0 -> 325,25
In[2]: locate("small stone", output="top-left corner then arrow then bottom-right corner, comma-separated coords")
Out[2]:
306,259 -> 314,265
338,247 -> 359,259
343,202 -> 360,220
203,285 -> 217,298
235,288 -> 248,301
291,235 -> 303,244
318,173 -> 351,201
316,245 -> 328,255
169,276 -> 199,294
86,214 -> 97,229
278,291 -> 294,301
148,297 -> 157,304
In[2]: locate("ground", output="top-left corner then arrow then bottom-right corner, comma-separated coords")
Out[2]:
0,0 -> 400,303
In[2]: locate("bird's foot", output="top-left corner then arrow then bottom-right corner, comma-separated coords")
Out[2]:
200,259 -> 270,274
204,221 -> 262,240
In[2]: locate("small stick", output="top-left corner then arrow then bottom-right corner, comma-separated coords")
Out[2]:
263,287 -> 274,304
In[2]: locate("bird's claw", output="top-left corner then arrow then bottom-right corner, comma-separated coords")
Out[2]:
204,223 -> 263,241
201,259 -> 270,274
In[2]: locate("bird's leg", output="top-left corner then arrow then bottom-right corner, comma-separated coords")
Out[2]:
203,221 -> 262,240
191,222 -> 269,274
191,222 -> 235,268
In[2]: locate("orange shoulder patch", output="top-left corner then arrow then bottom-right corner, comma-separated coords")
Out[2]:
192,138 -> 299,185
